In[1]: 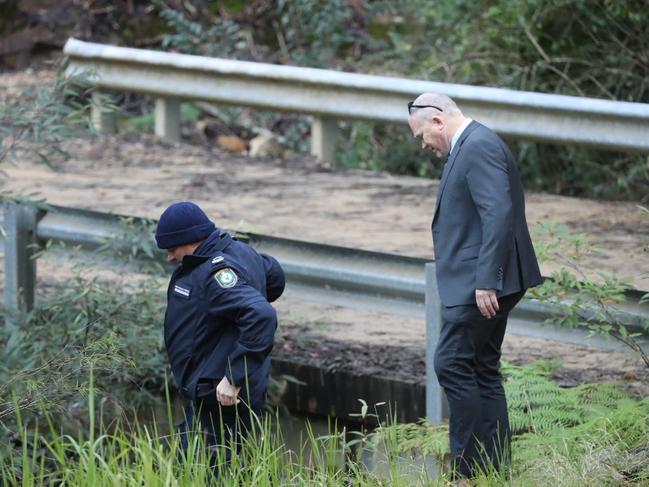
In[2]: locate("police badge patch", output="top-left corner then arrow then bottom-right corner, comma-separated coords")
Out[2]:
214,268 -> 238,288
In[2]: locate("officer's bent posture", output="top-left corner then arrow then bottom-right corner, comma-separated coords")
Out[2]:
155,201 -> 285,467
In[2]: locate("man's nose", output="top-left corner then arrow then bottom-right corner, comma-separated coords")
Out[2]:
167,252 -> 175,262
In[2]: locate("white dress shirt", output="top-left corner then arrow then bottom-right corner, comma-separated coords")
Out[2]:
450,118 -> 472,155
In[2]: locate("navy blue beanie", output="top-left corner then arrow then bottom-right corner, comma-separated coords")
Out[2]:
155,202 -> 216,249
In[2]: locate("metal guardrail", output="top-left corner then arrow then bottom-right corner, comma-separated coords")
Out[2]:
4,203 -> 649,422
63,38 -> 649,161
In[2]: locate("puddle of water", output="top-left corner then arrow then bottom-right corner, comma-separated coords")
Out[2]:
279,412 -> 441,481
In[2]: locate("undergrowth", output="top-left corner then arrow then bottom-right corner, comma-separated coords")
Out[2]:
374,360 -> 648,486
1,373 -> 647,486
0,385 -> 441,487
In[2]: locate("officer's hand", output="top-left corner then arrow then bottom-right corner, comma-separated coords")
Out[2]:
216,376 -> 241,406
476,289 -> 499,319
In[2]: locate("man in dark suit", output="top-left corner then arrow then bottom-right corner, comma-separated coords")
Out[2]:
408,93 -> 543,481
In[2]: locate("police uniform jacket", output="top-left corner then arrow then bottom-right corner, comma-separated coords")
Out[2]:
163,229 -> 285,410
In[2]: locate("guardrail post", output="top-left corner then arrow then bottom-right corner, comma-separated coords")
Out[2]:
91,92 -> 116,134
425,262 -> 448,423
155,97 -> 181,142
4,203 -> 38,332
311,116 -> 337,163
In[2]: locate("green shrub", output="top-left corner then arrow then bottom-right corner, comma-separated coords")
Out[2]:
531,220 -> 649,369
0,64 -> 95,167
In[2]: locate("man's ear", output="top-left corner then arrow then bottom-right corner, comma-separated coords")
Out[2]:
431,115 -> 444,128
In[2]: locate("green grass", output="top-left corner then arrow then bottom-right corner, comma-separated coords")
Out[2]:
2,389 -> 648,486
1,399 -> 442,486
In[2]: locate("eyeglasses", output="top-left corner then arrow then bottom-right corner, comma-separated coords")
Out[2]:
407,101 -> 443,115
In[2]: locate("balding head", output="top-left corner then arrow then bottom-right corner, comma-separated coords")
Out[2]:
409,93 -> 462,121
407,92 -> 467,158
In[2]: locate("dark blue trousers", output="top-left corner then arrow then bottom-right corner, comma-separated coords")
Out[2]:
178,383 -> 259,475
434,291 -> 524,478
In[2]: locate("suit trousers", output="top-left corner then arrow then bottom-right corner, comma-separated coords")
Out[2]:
434,290 -> 524,478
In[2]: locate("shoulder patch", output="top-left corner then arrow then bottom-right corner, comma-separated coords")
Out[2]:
211,256 -> 224,264
214,267 -> 238,288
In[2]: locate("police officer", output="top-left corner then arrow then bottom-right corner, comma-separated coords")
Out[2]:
155,201 -> 285,466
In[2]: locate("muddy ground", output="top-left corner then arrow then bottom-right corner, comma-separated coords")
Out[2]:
2,68 -> 648,398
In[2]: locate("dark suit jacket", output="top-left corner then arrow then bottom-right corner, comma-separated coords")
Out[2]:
432,121 -> 542,306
